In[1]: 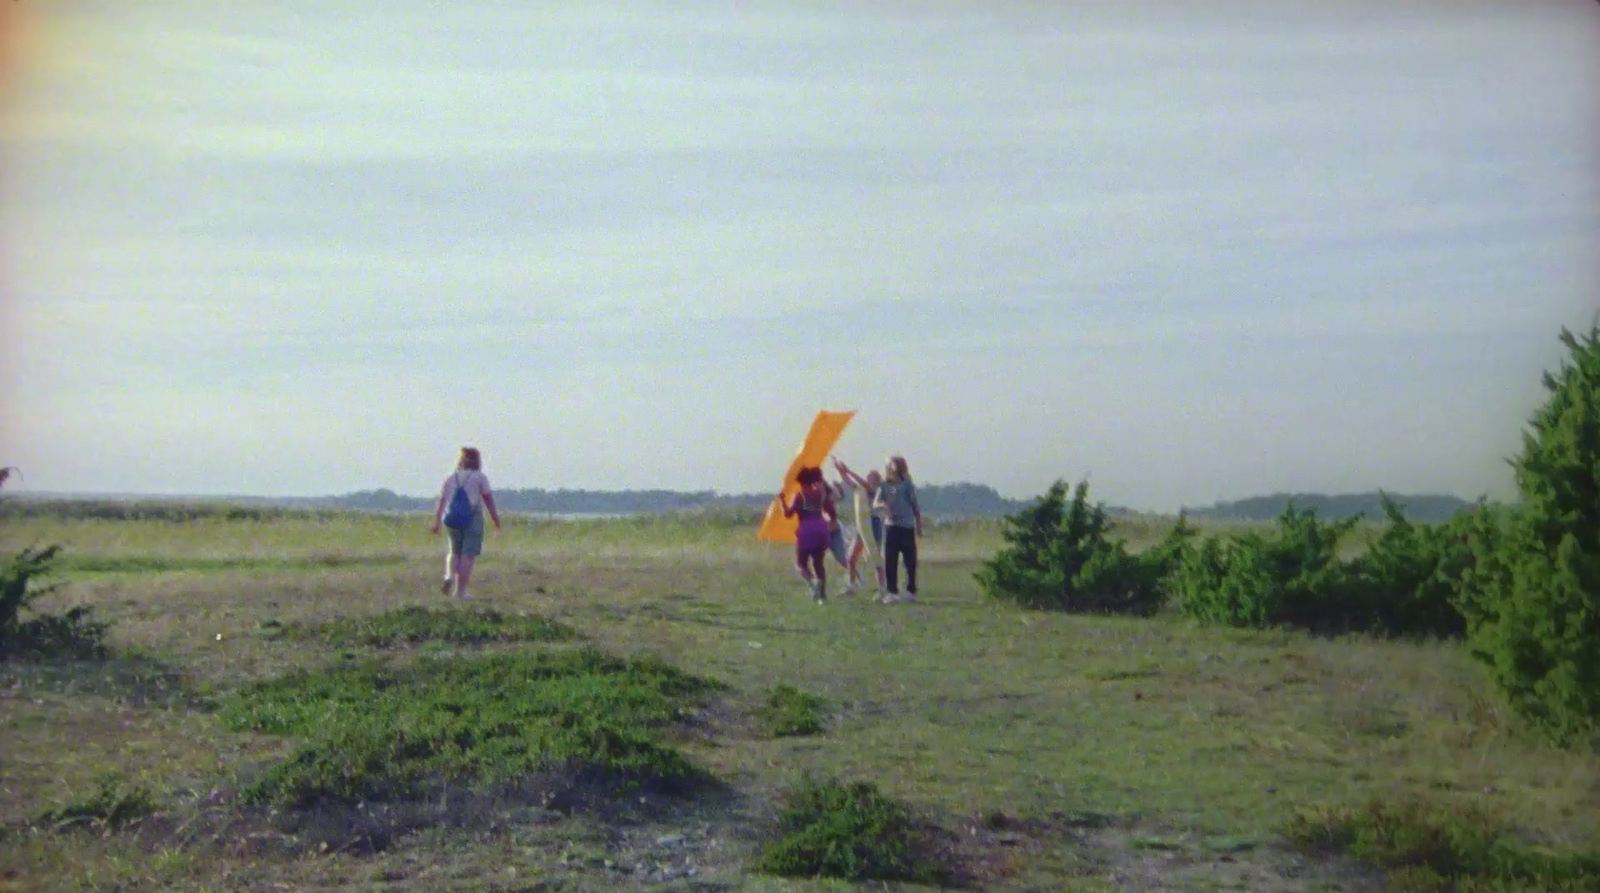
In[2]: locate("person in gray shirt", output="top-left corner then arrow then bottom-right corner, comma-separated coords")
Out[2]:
873,455 -> 922,603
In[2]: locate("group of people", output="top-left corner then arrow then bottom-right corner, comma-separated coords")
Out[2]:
779,454 -> 921,605
427,446 -> 922,605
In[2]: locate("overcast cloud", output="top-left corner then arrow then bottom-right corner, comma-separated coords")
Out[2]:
2,0 -> 1596,510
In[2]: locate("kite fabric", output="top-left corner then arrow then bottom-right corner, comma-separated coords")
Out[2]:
756,409 -> 856,543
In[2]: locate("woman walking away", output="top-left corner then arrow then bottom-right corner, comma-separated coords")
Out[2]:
874,455 -> 922,603
781,466 -> 836,603
430,446 -> 502,600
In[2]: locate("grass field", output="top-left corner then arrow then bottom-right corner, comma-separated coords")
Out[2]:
2,505 -> 1597,892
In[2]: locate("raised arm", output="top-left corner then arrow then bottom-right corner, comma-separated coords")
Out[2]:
832,457 -> 870,490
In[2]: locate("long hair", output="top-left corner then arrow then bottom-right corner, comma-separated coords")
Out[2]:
457,447 -> 482,471
886,455 -> 909,483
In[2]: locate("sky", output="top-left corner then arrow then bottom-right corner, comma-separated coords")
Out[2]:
1,1 -> 1596,512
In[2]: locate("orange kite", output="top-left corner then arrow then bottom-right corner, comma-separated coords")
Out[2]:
755,409 -> 856,543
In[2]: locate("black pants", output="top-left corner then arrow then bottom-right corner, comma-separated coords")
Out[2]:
884,525 -> 917,594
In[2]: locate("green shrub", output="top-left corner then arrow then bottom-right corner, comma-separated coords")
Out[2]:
754,775 -> 945,884
37,773 -> 157,833
220,649 -> 722,807
1173,504 -> 1359,631
756,684 -> 827,737
1455,325 -> 1600,747
280,606 -> 576,647
0,545 -> 110,661
976,479 -> 1189,615
1346,495 -> 1476,638
1288,795 -> 1600,891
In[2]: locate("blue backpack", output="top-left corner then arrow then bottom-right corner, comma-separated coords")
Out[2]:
442,473 -> 475,529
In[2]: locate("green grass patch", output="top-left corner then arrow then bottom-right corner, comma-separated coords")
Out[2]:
35,773 -> 157,833
274,606 -> 576,647
219,649 -> 724,807
1288,796 -> 1600,892
55,554 -> 409,574
1083,663 -> 1161,682
756,684 -> 827,737
754,774 -> 949,884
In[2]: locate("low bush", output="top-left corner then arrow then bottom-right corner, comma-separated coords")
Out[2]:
1348,495 -> 1476,638
756,684 -> 827,737
220,649 -> 723,807
754,775 -> 947,884
976,480 -> 1190,615
1173,505 -> 1359,631
36,773 -> 157,833
1289,795 -> 1600,891
1,545 -> 110,661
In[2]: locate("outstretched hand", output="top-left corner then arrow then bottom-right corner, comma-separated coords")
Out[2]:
429,522 -> 440,535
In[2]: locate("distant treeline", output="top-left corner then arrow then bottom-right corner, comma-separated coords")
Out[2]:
323,485 -> 1478,521
316,482 -> 1035,518
1186,492 -> 1482,523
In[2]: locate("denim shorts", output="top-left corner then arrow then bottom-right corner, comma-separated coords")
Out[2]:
447,512 -> 486,556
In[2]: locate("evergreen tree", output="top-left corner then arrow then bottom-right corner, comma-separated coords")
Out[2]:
976,480 -> 1187,615
1458,325 -> 1600,746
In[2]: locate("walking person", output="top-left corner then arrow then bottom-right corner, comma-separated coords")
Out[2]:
824,481 -> 863,595
874,455 -> 922,603
781,466 -> 836,603
831,456 -> 883,596
430,446 -> 502,600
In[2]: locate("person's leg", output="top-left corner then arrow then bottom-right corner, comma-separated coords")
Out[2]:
794,546 -> 814,582
443,530 -> 464,595
884,527 -> 902,594
848,535 -> 864,586
871,517 -> 887,594
832,528 -> 857,585
904,532 -> 918,597
809,550 -> 827,601
455,520 -> 485,599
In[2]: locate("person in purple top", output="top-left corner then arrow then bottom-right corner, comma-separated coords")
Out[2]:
780,465 -> 836,603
